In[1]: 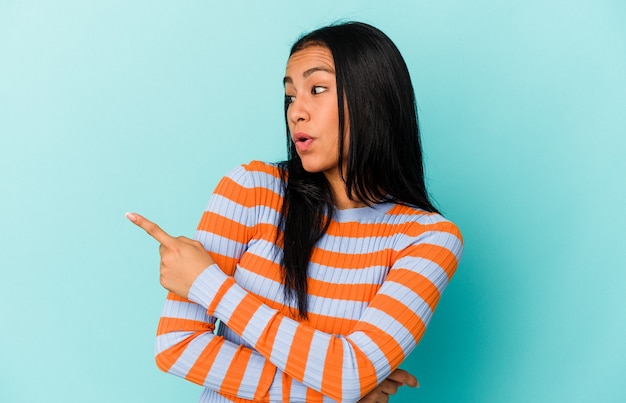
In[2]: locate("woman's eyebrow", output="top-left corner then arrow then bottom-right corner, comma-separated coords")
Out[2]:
283,66 -> 335,85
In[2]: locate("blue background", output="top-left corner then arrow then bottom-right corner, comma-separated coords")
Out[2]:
1,1 -> 624,402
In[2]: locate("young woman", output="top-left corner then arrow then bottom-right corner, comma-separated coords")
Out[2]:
127,22 -> 463,402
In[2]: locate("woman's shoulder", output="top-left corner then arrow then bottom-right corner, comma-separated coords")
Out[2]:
240,160 -> 282,177
220,161 -> 284,198
386,204 -> 462,239
223,160 -> 282,183
384,204 -> 463,263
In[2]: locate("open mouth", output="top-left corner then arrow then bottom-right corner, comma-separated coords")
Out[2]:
293,133 -> 314,151
294,134 -> 312,143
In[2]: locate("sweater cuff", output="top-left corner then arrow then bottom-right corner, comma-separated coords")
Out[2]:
188,264 -> 232,312
188,264 -> 278,346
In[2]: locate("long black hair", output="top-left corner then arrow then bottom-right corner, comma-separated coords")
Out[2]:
279,21 -> 438,319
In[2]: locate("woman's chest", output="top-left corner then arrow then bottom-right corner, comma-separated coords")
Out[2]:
234,227 -> 398,332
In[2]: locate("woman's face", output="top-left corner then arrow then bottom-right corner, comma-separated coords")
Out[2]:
284,46 -> 346,179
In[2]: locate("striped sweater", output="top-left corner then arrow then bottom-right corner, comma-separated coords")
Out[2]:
155,161 -> 463,403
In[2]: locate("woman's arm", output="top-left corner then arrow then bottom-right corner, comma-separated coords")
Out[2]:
156,292 -> 415,403
154,293 -> 284,401
186,218 -> 463,402
148,163 -> 349,402
147,165 -> 285,401
131,162 -> 461,402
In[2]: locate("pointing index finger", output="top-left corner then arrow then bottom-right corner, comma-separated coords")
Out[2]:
126,212 -> 174,246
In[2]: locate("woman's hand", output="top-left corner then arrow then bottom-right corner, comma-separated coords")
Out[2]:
127,211 -> 420,401
358,368 -> 418,403
126,212 -> 214,299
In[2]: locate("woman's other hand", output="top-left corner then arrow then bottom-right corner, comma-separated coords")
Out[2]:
358,368 -> 418,402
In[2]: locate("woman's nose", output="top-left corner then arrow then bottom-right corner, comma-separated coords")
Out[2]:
287,96 -> 309,124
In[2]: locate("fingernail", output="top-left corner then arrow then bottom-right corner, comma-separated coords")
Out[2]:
125,212 -> 137,222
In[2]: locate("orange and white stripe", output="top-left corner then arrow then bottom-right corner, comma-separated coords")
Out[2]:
155,161 -> 463,402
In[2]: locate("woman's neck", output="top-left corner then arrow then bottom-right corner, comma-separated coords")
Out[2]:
325,172 -> 366,210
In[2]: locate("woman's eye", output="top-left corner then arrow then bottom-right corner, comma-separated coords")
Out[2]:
312,86 -> 326,95
284,95 -> 296,106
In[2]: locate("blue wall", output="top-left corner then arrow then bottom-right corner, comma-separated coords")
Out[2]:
1,1 -> 624,402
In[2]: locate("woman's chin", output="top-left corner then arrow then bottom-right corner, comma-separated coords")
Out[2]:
300,161 -> 323,173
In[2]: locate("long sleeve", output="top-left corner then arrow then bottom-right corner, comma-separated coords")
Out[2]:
188,211 -> 463,402
155,294 -> 280,401
155,162 -> 320,402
